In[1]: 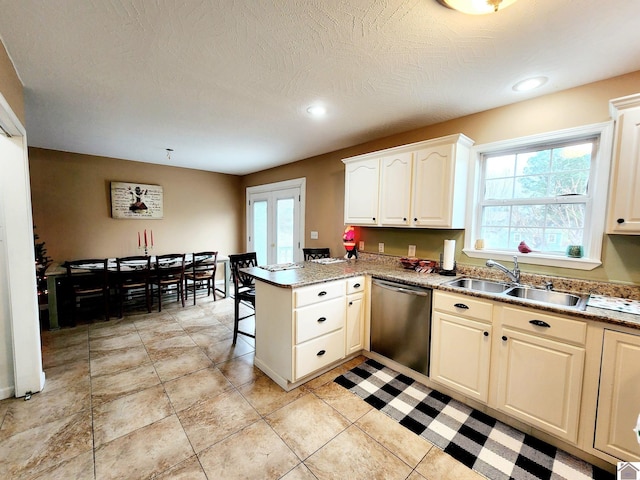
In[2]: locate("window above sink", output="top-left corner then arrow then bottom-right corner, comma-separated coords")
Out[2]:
463,122 -> 614,271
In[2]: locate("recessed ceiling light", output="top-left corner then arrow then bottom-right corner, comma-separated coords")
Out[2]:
306,105 -> 327,116
512,76 -> 548,92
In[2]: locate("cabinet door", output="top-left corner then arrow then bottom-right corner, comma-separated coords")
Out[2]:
346,292 -> 365,354
430,311 -> 491,402
344,158 -> 380,225
495,327 -> 585,443
594,329 -> 640,461
411,144 -> 456,227
379,152 -> 412,225
608,106 -> 640,233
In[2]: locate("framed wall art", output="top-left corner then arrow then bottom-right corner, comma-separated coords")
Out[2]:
110,181 -> 163,219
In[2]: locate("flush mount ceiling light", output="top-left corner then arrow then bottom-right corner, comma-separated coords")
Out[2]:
512,76 -> 548,92
306,105 -> 327,117
437,0 -> 518,14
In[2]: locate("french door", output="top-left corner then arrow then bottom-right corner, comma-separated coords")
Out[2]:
247,178 -> 305,265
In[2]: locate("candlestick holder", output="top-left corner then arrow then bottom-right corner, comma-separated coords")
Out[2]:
138,244 -> 153,256
438,253 -> 457,276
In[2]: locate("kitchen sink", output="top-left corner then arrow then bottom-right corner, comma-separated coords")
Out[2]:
445,277 -> 511,293
504,286 -> 588,310
444,277 -> 589,311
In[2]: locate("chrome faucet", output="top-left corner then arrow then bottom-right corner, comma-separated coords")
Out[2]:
486,256 -> 521,284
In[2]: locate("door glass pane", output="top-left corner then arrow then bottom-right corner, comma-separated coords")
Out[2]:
276,198 -> 294,263
253,200 -> 268,265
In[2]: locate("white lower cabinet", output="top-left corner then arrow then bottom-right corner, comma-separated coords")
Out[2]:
255,276 -> 367,391
594,329 -> 640,461
494,306 -> 586,444
430,294 -> 587,445
430,291 -> 493,403
346,276 -> 366,354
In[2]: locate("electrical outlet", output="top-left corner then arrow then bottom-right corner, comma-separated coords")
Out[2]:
359,241 -> 365,251
378,242 -> 384,253
408,245 -> 416,257
310,231 -> 318,240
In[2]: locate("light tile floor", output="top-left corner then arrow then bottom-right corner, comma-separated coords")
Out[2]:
0,294 -> 485,480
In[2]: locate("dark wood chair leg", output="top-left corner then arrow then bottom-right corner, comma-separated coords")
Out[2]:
233,298 -> 240,345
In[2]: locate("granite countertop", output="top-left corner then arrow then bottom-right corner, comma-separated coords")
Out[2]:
243,256 -> 640,331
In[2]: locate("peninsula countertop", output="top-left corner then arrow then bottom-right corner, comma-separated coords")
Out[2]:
242,258 -> 640,331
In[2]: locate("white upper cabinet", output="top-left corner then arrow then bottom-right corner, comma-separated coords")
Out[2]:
344,157 -> 380,225
607,94 -> 640,234
342,134 -> 474,228
412,137 -> 472,228
379,152 -> 413,225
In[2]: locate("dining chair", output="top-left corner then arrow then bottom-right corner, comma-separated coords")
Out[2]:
185,251 -> 218,305
229,252 -> 258,345
115,255 -> 152,318
155,253 -> 186,312
303,247 -> 331,260
64,258 -> 109,325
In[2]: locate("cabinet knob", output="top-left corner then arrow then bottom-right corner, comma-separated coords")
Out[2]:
617,218 -> 625,224
502,335 -> 508,341
317,349 -> 326,356
483,331 -> 489,337
353,283 -> 361,288
317,317 -> 326,323
348,301 -> 353,306
403,217 -> 407,221
454,303 -> 469,310
413,218 -> 418,222
372,217 -> 376,221
318,291 -> 327,297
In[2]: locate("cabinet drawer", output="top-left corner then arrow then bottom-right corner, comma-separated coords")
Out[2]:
295,297 -> 345,344
294,329 -> 345,380
294,280 -> 345,308
433,291 -> 493,322
499,305 -> 586,345
346,276 -> 365,295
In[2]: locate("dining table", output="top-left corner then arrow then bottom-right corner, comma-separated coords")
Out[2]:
44,254 -> 230,329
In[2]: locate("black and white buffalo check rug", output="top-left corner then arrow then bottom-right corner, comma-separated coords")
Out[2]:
334,359 -> 614,480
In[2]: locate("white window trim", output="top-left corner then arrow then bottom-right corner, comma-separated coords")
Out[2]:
463,121 -> 614,271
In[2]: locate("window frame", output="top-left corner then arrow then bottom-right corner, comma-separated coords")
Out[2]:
463,121 -> 614,271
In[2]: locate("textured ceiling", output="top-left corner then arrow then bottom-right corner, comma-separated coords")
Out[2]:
1,0 -> 640,175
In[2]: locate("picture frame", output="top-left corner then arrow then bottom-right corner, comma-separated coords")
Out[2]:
110,181 -> 163,219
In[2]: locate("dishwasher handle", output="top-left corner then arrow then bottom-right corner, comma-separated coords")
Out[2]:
372,279 -> 431,297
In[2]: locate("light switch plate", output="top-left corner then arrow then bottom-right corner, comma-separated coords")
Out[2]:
378,243 -> 384,253
310,231 -> 318,240
359,241 -> 365,251
408,245 -> 416,257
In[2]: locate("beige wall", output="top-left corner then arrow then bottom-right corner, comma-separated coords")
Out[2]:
243,71 -> 640,285
29,148 -> 243,263
0,40 -> 24,125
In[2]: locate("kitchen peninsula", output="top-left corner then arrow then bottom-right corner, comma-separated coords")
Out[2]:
244,254 -> 640,469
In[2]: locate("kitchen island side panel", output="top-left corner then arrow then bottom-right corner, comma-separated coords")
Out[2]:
255,280 -> 294,381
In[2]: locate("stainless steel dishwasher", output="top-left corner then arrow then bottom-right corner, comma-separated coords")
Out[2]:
370,279 -> 432,376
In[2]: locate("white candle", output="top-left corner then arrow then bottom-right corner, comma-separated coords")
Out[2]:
443,239 -> 456,270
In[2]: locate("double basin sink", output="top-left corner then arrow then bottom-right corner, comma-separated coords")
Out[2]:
445,277 -> 589,311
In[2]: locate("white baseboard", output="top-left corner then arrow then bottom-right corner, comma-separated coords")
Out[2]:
0,384 -> 15,400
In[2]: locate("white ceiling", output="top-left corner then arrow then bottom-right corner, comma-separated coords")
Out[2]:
1,0 -> 639,175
